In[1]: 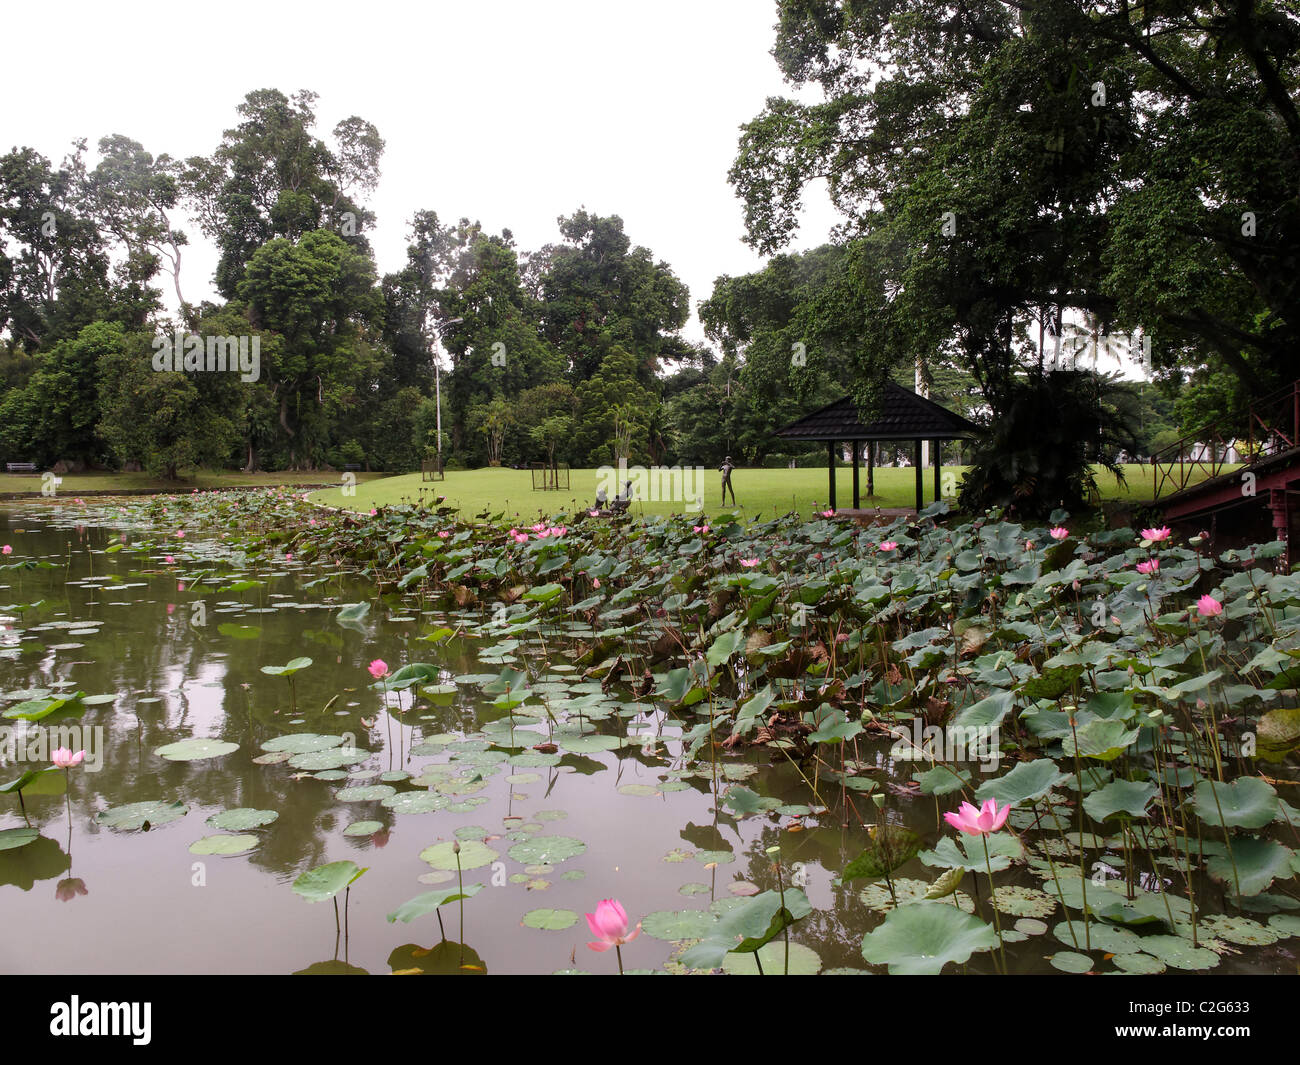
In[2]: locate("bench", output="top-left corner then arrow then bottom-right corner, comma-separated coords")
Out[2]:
5,462 -> 37,474
342,464 -> 362,471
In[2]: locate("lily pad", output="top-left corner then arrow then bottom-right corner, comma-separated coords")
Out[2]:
507,835 -> 586,865
292,859 -> 366,902
1191,778 -> 1279,829
0,827 -> 39,851
522,908 -> 579,930
206,808 -> 278,831
641,909 -> 717,941
155,737 -> 239,761
420,839 -> 499,871
721,940 -> 822,975
189,834 -> 259,855
861,902 -> 998,975
96,800 -> 187,831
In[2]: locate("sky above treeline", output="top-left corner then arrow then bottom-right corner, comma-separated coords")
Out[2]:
6,0 -> 840,343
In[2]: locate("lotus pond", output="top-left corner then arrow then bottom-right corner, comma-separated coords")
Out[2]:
1,491 -> 1298,975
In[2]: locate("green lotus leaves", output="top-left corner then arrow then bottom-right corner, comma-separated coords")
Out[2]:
521,908 -> 579,930
975,759 -> 1069,805
920,831 -> 1022,872
506,835 -> 586,864
0,827 -> 39,851
387,883 -> 484,923
292,860 -> 366,902
843,826 -> 924,880
1083,779 -> 1158,822
861,902 -> 998,974
641,908 -> 717,942
189,834 -> 259,855
206,808 -> 278,831
260,657 -> 312,677
261,733 -> 345,754
721,940 -> 822,975
1192,778 -> 1279,829
420,840 -> 498,870
1208,838 -> 1294,897
1061,719 -> 1140,761
679,889 -> 812,968
155,737 -> 240,761
96,800 -> 187,831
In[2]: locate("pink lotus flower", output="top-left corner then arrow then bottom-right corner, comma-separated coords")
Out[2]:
821,509 -> 835,518
740,558 -> 759,568
1196,594 -> 1223,617
1,545 -> 10,555
531,522 -> 547,533
1049,527 -> 1069,541
878,541 -> 898,552
164,555 -> 174,564
593,578 -> 601,588
1136,558 -> 1159,575
74,498 -> 84,505
309,518 -> 317,526
51,747 -> 85,769
585,898 -> 641,953
437,530 -> 450,539
944,798 -> 1010,836
1025,540 -> 1035,551
1140,526 -> 1171,542
550,526 -> 567,537
176,530 -> 185,539
285,553 -> 293,562
368,659 -> 389,679
177,581 -> 185,592
512,532 -> 528,544
369,508 -> 377,516
166,603 -> 175,614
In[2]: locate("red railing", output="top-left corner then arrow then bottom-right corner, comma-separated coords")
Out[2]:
1151,379 -> 1300,501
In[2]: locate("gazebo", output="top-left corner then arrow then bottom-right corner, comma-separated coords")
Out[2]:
775,384 -> 979,512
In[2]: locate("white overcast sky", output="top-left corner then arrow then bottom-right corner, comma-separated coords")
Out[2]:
5,0 -> 842,345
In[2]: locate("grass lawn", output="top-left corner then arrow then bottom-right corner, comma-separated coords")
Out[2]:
307,463 -> 1197,522
0,469 -> 386,496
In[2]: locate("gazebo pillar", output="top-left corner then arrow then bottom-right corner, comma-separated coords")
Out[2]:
914,438 -> 923,512
852,442 -> 860,509
828,440 -> 836,511
867,443 -> 874,497
933,439 -> 941,503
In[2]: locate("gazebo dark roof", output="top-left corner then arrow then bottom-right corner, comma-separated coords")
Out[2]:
775,383 -> 979,443
773,384 -> 979,513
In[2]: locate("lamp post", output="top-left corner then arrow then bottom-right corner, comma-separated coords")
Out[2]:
429,316 -> 464,465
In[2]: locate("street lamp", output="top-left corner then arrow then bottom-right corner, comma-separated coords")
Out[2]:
428,316 -> 464,466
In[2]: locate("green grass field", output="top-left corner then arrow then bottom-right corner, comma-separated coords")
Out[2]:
307,463 -> 1189,522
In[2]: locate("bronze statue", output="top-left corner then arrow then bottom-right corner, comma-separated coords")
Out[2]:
720,456 -> 736,505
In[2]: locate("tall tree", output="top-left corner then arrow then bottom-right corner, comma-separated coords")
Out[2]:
185,89 -> 383,298
731,0 -> 1300,431
533,210 -> 691,385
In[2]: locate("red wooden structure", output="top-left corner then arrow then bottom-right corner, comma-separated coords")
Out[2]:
1151,379 -> 1300,563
